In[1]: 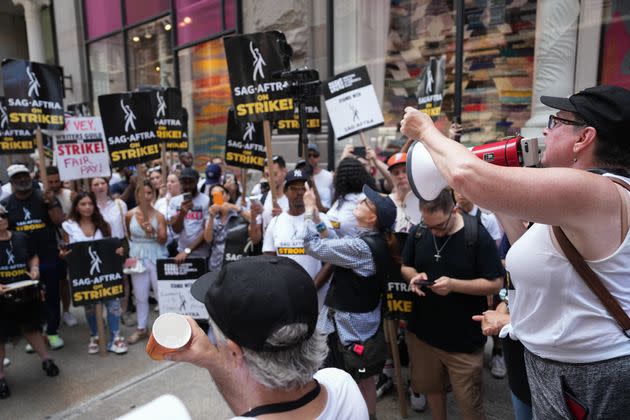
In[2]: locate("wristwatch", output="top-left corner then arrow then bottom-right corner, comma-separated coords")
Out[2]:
184,247 -> 192,255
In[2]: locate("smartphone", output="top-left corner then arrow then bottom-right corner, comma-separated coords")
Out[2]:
353,146 -> 366,158
415,280 -> 435,287
183,192 -> 192,201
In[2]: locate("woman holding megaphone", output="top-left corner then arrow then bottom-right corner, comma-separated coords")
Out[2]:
400,85 -> 630,419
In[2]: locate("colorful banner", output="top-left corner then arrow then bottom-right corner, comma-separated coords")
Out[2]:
224,108 -> 265,171
98,92 -> 160,168
0,96 -> 35,154
323,66 -> 384,140
53,117 -> 111,181
275,96 -> 322,134
224,31 -> 293,122
416,56 -> 446,119
66,238 -> 124,306
156,258 -> 209,319
1,59 -> 65,130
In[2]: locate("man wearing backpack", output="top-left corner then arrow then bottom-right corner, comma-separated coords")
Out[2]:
401,188 -> 504,420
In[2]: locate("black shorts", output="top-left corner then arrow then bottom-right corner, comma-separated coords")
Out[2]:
0,292 -> 44,342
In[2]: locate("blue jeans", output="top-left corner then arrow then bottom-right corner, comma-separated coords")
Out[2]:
84,298 -> 122,345
511,392 -> 533,420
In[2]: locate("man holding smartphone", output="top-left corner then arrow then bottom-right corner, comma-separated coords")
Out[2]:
169,168 -> 210,264
400,188 -> 504,420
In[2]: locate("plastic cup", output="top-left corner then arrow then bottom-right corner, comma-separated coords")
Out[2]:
212,190 -> 224,205
146,313 -> 192,361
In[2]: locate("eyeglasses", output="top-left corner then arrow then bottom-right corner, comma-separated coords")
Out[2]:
0,213 -> 8,219
420,211 -> 453,231
547,115 -> 586,130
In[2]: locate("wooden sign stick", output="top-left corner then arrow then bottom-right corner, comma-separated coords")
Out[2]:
35,127 -> 48,188
359,131 -> 369,149
96,302 -> 107,357
385,319 -> 408,417
161,143 -> 169,178
262,120 -> 277,203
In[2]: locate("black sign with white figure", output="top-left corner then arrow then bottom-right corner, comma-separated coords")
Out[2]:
224,31 -> 293,122
416,56 -> 445,120
275,95 -> 322,134
0,96 -> 34,154
1,59 -> 65,131
323,66 -> 384,140
225,108 -> 266,171
66,238 -> 124,306
146,87 -> 188,150
98,92 -> 160,168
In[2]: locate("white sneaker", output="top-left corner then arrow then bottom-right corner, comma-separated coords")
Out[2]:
88,336 -> 100,354
108,336 -> 128,354
409,388 -> 427,412
62,311 -> 78,327
2,358 -> 9,367
490,354 -> 507,379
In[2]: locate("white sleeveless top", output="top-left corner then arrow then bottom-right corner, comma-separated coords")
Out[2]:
506,177 -> 630,363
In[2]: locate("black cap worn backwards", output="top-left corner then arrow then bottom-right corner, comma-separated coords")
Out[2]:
362,185 -> 397,232
191,255 -> 318,352
541,85 -> 630,143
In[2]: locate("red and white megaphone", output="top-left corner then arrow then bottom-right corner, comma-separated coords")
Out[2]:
407,135 -> 540,201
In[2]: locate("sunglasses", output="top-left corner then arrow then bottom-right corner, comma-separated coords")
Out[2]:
547,115 -> 586,130
0,213 -> 8,219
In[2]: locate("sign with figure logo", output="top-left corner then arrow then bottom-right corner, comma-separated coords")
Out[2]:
156,258 -> 209,319
384,232 -> 414,320
0,96 -> 34,154
416,56 -> 445,119
66,238 -> 124,306
98,92 -> 160,167
224,31 -> 293,122
1,59 -> 65,130
224,107 -> 265,171
53,116 -> 111,181
323,66 -> 384,140
144,87 -> 189,150
275,95 -> 322,134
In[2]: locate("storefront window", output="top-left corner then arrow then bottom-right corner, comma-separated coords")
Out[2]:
598,0 -> 630,89
383,0 -> 537,144
88,34 -> 125,114
84,0 -> 122,40
127,17 -> 175,89
175,0 -> 236,46
125,0 -> 170,26
178,38 -> 232,167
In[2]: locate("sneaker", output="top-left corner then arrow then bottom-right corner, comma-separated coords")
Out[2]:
121,312 -> 137,327
376,373 -> 394,398
25,343 -> 35,353
108,336 -> 128,354
42,359 -> 60,377
47,335 -> 65,350
127,329 -> 149,345
88,336 -> 100,354
0,378 -> 10,399
490,354 -> 506,379
62,311 -> 78,327
409,389 -> 427,412
2,358 -> 9,368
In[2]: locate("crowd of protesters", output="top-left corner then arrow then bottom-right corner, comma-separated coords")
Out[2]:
0,85 -> 629,420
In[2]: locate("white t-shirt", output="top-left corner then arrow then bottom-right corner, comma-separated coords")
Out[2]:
0,183 -> 11,201
168,193 -> 210,257
468,206 -> 503,242
390,191 -> 421,233
260,193 -> 289,232
326,193 -> 364,238
230,368 -> 368,420
55,188 -> 73,217
98,198 -> 127,239
313,169 -> 334,209
263,212 -> 331,308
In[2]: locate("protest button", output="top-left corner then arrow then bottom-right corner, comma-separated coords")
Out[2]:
146,313 -> 192,361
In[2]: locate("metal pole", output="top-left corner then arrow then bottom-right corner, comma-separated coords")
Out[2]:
454,0 -> 464,142
326,0 -> 335,170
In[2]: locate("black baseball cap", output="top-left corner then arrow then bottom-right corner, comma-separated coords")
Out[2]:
284,168 -> 309,190
191,255 -> 318,352
541,85 -> 630,143
362,185 -> 397,232
179,167 -> 199,180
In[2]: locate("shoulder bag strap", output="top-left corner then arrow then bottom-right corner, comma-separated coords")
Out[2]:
552,177 -> 630,337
